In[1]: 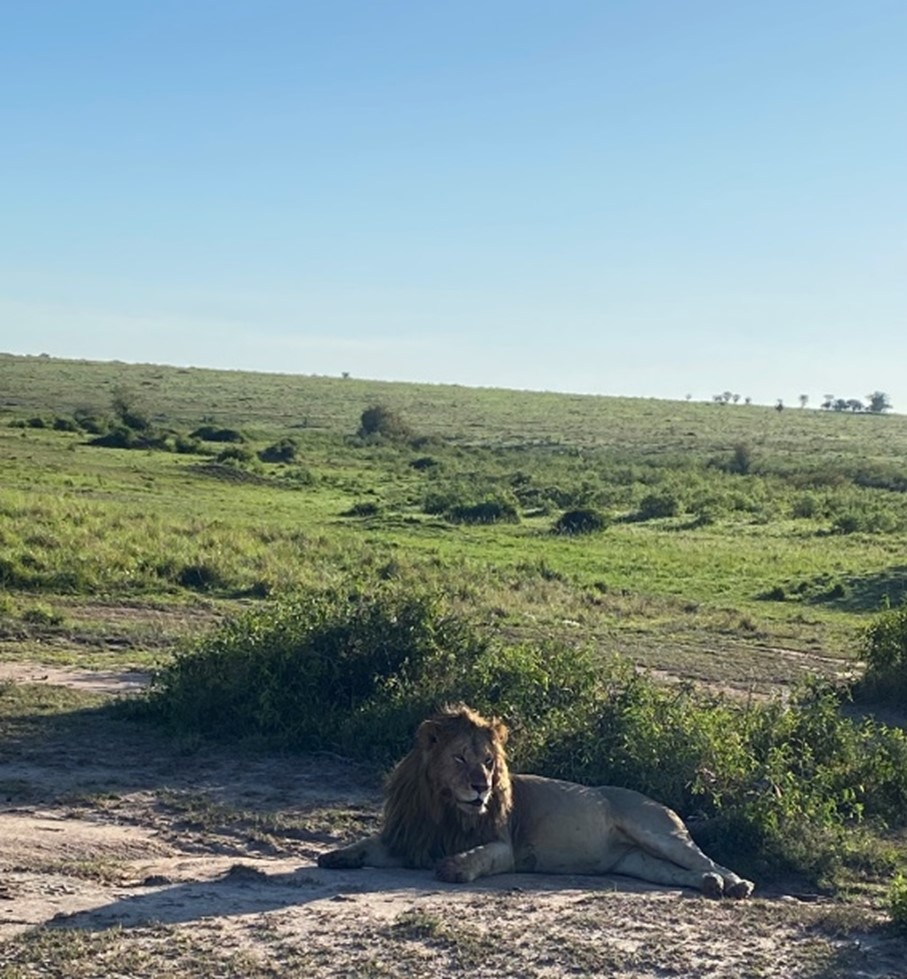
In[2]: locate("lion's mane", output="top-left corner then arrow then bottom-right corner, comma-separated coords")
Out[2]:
379,704 -> 513,868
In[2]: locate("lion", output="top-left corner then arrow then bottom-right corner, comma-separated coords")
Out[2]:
318,704 -> 754,898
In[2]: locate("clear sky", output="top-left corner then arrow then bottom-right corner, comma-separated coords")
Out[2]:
2,1 -> 905,410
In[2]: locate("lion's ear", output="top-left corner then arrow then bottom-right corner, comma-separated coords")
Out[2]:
416,718 -> 442,748
491,718 -> 509,746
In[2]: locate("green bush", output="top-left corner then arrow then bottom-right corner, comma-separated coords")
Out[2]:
447,498 -> 519,525
889,873 -> 907,931
553,508 -> 608,535
176,562 -> 228,592
152,588 -> 497,759
792,493 -> 823,519
859,602 -> 907,702
635,490 -> 683,521
216,445 -> 256,467
73,408 -> 109,435
358,404 -> 412,441
88,426 -> 172,450
259,437 -> 299,463
342,501 -> 381,518
831,506 -> 899,535
190,425 -> 246,443
727,442 -> 754,475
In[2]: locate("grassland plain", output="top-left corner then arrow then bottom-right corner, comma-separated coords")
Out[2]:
3,354 -> 907,976
2,352 -> 907,685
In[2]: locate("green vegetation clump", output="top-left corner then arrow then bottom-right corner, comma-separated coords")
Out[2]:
553,508 -> 609,535
859,602 -> 907,702
635,490 -> 683,521
889,873 -> 907,931
447,497 -> 520,525
342,501 -> 381,517
150,588 -> 907,888
358,404 -> 412,441
258,437 -> 300,463
190,425 -> 246,443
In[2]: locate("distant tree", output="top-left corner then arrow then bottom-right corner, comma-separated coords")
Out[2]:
866,391 -> 893,414
799,394 -> 809,409
833,399 -> 849,413
732,393 -> 741,404
822,394 -> 835,410
776,399 -> 784,412
744,396 -> 752,405
722,391 -> 734,404
846,399 -> 864,413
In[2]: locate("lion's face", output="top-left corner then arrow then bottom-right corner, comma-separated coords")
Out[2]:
416,706 -> 510,819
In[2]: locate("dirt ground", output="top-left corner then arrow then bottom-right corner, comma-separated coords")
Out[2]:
1,663 -> 906,978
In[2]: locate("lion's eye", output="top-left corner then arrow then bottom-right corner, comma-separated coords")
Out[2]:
484,756 -> 494,768
454,754 -> 466,765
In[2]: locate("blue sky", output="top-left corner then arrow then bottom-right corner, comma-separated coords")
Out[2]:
2,1 -> 905,409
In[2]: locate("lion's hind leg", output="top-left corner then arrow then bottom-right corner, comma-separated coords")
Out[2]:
610,849 -> 724,895
606,788 -> 754,898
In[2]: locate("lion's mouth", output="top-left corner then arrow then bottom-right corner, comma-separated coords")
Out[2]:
457,795 -> 491,814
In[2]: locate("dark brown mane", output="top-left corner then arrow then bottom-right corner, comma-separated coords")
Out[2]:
380,704 -> 513,868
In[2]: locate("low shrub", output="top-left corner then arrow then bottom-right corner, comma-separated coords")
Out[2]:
447,498 -> 519,525
635,490 -> 683,521
176,562 -> 228,592
831,506 -> 899,535
173,434 -> 203,455
358,404 -> 412,441
726,442 -> 754,475
342,501 -> 381,518
73,408 -> 109,435
791,493 -> 823,519
553,508 -> 608,535
216,445 -> 257,467
259,437 -> 299,464
189,425 -> 246,443
858,602 -> 907,703
152,589 -> 498,759
88,427 -> 171,450
889,873 -> 907,931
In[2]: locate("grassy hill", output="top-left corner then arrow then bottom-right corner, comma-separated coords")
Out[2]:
2,351 -> 907,690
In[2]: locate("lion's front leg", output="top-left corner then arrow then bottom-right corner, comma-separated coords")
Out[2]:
436,840 -> 515,883
318,834 -> 403,870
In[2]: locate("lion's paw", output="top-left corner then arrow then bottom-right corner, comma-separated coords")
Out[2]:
436,857 -> 473,884
726,878 -> 754,900
701,873 -> 725,899
318,848 -> 364,870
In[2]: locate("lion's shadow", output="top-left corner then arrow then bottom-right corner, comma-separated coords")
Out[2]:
47,864 -> 680,932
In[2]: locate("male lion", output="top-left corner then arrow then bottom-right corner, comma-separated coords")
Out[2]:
318,704 -> 754,898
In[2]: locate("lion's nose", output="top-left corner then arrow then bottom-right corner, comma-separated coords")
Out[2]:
472,781 -> 489,795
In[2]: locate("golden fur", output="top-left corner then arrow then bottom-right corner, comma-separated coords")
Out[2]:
319,704 -> 754,898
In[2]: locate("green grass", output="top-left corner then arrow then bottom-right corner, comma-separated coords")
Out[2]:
2,351 -> 907,688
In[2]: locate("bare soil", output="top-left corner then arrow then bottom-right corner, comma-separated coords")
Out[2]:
1,665 -> 905,978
